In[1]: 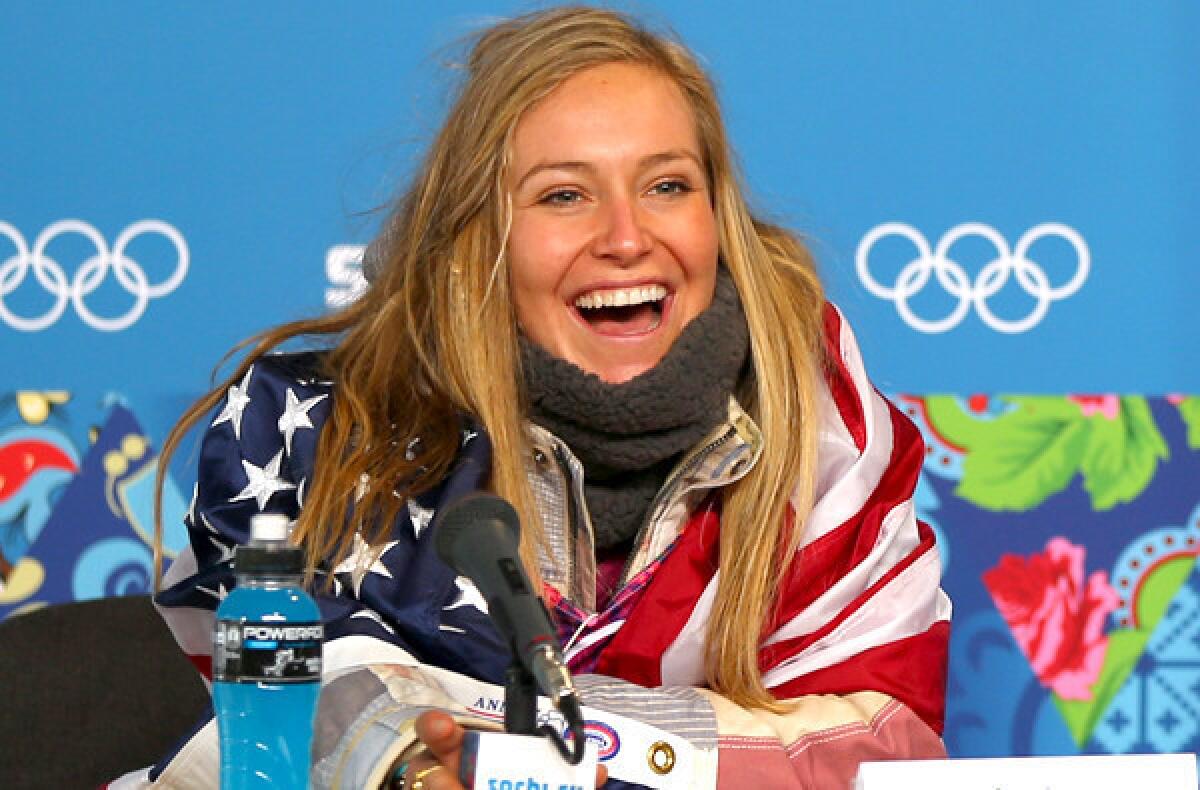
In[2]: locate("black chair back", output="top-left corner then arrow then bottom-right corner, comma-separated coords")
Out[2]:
0,595 -> 209,788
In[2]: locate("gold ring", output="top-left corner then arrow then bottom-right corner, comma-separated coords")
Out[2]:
409,764 -> 442,790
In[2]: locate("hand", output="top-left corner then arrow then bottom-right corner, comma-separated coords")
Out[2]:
403,711 -> 465,790
405,710 -> 608,789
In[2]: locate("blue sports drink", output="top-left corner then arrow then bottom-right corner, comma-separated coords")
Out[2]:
213,514 -> 323,789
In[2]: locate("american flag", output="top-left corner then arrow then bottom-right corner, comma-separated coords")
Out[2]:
129,303 -> 949,789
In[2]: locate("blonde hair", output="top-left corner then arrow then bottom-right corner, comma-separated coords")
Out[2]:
157,6 -> 826,711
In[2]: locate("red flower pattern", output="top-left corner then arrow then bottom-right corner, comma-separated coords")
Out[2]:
983,537 -> 1120,700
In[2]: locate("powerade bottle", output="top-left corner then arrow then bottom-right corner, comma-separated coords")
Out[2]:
213,513 -> 323,789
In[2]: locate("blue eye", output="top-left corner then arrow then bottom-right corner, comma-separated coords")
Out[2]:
650,180 -> 691,196
541,189 -> 583,205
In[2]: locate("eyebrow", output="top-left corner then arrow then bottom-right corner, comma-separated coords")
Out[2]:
514,149 -> 705,191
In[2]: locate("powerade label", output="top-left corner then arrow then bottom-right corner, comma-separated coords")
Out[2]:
213,620 -> 323,683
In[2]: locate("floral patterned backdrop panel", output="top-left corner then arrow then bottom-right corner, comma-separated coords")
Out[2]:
900,394 -> 1200,758
0,393 -> 188,619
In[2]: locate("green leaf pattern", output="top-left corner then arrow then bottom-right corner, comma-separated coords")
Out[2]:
1178,396 -> 1200,449
923,396 -> 1169,512
1079,397 -> 1169,511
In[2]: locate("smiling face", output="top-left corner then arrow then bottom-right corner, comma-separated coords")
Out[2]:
506,62 -> 719,383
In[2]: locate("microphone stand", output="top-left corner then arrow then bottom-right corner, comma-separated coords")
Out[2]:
504,658 -> 539,736
503,654 -> 588,765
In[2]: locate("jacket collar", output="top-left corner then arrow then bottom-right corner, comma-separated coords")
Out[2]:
525,397 -> 763,605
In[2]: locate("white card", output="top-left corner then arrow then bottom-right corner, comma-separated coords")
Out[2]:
460,731 -> 599,790
855,753 -> 1198,789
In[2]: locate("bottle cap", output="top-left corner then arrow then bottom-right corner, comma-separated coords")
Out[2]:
235,513 -> 303,575
251,512 -> 290,543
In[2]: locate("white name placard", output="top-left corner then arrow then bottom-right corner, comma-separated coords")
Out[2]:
460,731 -> 598,790
855,753 -> 1198,789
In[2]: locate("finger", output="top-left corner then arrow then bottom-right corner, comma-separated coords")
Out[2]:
404,755 -> 463,790
414,710 -> 465,776
595,763 -> 609,787
417,763 -> 464,790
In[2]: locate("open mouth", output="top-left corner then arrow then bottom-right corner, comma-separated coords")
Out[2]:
574,284 -> 667,336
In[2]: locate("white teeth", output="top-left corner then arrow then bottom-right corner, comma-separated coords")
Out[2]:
575,284 -> 667,309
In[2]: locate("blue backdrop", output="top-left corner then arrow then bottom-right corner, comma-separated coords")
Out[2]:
2,0 -> 1197,766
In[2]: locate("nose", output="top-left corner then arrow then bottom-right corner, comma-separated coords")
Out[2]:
592,194 -> 652,264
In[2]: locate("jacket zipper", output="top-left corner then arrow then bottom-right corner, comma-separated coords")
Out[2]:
551,444 -> 582,603
617,424 -> 739,586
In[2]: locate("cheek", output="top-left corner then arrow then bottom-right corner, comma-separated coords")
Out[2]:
508,229 -> 567,338
508,237 -> 550,301
510,277 -> 555,341
673,202 -> 719,267
678,219 -> 720,309
507,220 -> 573,291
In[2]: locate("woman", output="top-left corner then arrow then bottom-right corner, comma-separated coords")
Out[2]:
132,6 -> 950,789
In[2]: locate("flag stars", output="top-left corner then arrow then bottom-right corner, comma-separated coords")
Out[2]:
196,581 -> 229,601
278,389 -> 327,456
207,534 -> 235,565
199,512 -> 218,534
185,483 -> 199,528
444,575 -> 489,615
349,608 -> 397,635
211,366 -> 254,439
332,533 -> 399,598
408,499 -> 434,539
231,449 -> 296,511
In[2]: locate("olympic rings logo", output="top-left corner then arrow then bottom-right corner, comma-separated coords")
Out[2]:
0,219 -> 189,332
855,222 -> 1089,334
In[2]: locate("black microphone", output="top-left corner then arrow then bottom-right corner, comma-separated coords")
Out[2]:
433,492 -> 579,712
